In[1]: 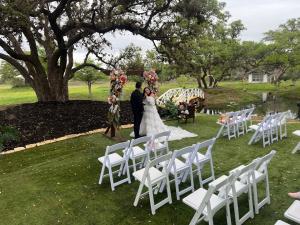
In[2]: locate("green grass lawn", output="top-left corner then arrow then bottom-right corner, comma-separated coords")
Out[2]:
0,115 -> 299,225
0,81 -> 196,106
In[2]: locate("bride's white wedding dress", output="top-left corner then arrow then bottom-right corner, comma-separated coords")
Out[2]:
138,96 -> 197,141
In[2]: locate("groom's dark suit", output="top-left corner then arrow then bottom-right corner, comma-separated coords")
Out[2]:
130,89 -> 144,138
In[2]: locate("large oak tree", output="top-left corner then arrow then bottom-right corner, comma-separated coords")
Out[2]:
0,0 -> 218,101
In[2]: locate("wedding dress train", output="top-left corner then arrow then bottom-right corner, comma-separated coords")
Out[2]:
137,96 -> 197,141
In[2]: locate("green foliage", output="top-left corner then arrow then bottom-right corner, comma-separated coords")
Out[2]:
158,16 -> 245,88
128,75 -> 143,83
0,61 -> 17,83
164,101 -> 178,119
118,44 -> 144,74
0,126 -> 19,152
176,75 -> 190,88
0,61 -> 26,87
263,18 -> 300,83
74,62 -> 105,96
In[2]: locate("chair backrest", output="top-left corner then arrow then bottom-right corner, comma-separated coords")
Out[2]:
227,111 -> 238,125
279,110 -> 292,124
196,138 -> 216,159
231,159 -> 259,184
143,152 -> 173,185
245,107 -> 255,120
167,145 -> 196,172
153,130 -> 171,142
131,135 -> 152,146
260,114 -> 273,130
196,174 -> 235,215
127,136 -> 152,157
106,140 -> 131,155
270,113 -> 282,127
256,150 -> 276,173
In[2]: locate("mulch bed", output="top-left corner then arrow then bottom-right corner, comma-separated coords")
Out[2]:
0,100 -> 133,151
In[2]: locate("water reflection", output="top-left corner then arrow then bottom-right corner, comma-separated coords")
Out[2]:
202,91 -> 298,119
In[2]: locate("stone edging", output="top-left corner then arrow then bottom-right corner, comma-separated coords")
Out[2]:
1,124 -> 133,155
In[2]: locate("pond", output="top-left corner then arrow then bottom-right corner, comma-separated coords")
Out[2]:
202,92 -> 299,119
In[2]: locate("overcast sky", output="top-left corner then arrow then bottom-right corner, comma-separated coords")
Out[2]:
225,0 -> 300,41
1,1 -> 300,62
75,0 -> 300,61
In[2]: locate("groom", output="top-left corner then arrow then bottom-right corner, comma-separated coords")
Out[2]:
130,82 -> 144,138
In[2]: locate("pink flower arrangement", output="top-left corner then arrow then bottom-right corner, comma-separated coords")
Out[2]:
143,69 -> 158,92
109,69 -> 127,98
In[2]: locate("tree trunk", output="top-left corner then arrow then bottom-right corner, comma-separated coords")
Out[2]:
213,79 -> 219,88
201,77 -> 208,89
196,77 -> 202,88
88,82 -> 92,98
30,71 -> 69,102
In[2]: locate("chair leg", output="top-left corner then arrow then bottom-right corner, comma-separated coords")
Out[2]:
226,201 -> 232,225
166,177 -> 173,204
190,167 -> 195,193
134,183 -> 144,207
99,164 -> 106,184
233,196 -> 240,225
248,184 -> 254,219
252,182 -> 259,214
265,174 -> 271,205
210,159 -> 215,181
197,166 -> 203,188
148,185 -> 156,215
174,173 -> 180,200
132,157 -> 137,173
108,166 -> 115,191
126,160 -> 131,184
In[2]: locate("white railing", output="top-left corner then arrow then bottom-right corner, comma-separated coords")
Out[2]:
156,88 -> 205,107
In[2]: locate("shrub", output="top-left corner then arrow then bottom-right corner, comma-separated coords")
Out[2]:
158,101 -> 178,119
0,126 -> 20,152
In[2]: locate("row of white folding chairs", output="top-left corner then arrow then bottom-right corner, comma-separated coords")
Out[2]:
98,131 -> 171,191
183,150 -> 276,225
132,138 -> 217,214
275,199 -> 300,225
216,108 -> 255,140
248,111 -> 291,147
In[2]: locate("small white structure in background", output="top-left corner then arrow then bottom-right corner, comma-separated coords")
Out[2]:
248,73 -> 269,83
156,88 -> 205,107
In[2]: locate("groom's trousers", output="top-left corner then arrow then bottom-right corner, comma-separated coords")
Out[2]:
133,113 -> 143,139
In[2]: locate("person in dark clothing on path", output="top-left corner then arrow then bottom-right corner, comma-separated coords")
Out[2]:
130,82 -> 144,138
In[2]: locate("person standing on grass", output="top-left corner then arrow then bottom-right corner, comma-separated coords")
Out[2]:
130,82 -> 144,138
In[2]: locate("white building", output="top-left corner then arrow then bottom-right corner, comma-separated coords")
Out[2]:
248,73 -> 270,83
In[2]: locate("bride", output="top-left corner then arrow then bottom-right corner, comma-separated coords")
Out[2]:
139,87 -> 197,141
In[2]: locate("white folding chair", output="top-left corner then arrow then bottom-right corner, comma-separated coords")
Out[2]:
133,152 -> 172,215
278,111 -> 291,140
284,200 -> 300,224
98,141 -> 131,191
183,138 -> 216,187
236,110 -> 246,137
228,160 -> 258,225
150,131 -> 171,159
239,150 -> 276,214
272,113 -> 284,143
275,220 -> 290,225
125,136 -> 151,173
244,108 -> 255,133
160,145 -> 197,200
217,112 -> 238,140
248,115 -> 272,147
183,174 -> 235,225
